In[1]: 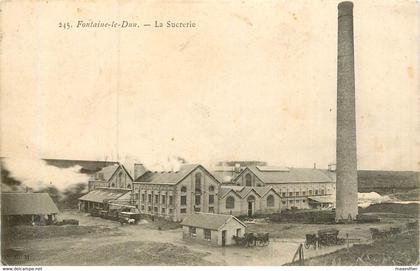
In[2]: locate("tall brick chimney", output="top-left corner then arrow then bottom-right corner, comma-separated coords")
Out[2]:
336,1 -> 358,221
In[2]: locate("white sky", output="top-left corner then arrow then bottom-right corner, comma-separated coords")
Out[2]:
1,0 -> 419,171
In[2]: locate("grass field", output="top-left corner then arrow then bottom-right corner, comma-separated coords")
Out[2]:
286,229 -> 419,266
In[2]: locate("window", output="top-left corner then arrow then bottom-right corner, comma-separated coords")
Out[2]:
267,195 -> 274,207
321,189 -> 325,195
189,227 -> 196,236
236,228 -> 241,236
161,208 -> 165,213
142,194 -> 146,202
195,195 -> 201,205
195,173 -> 202,193
209,206 -> 214,213
296,192 -> 299,196
180,208 -> 186,213
194,207 -> 200,212
181,186 -> 187,193
209,185 -> 215,192
245,174 -> 252,186
226,196 -> 235,209
169,195 -> 173,205
148,194 -> 152,203
309,190 -> 313,195
209,195 -> 214,204
257,184 -> 261,187
154,207 -> 158,213
127,184 -> 131,189
111,183 -> 115,187
289,192 -> 293,197
155,195 -> 159,203
282,201 -> 286,205
315,190 -> 319,195
181,196 -> 187,205
296,199 -> 300,203
289,200 -> 294,204
248,195 -> 256,202
302,191 -> 306,196
141,205 -> 145,210
204,229 -> 211,240
302,199 -> 306,203
169,209 -> 173,214
282,192 -> 286,197
148,206 -> 152,212
161,195 -> 166,204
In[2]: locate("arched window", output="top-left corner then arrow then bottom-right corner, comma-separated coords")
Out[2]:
195,173 -> 202,192
247,195 -> 255,202
127,184 -> 131,189
226,196 -> 235,209
245,174 -> 252,186
181,186 -> 187,193
209,185 -> 215,192
267,195 -> 274,207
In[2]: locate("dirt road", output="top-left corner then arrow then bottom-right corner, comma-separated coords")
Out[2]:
2,210 -> 408,266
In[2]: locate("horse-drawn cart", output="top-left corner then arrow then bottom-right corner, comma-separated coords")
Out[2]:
233,232 -> 270,247
304,228 -> 345,249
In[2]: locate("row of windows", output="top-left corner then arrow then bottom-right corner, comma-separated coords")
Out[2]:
141,194 -> 174,205
281,199 -> 306,204
280,190 -> 325,197
180,185 -> 215,193
225,195 -> 275,209
110,183 -> 131,189
180,195 -> 215,205
141,205 -> 174,214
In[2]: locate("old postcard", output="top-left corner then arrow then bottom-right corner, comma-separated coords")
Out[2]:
0,0 -> 419,268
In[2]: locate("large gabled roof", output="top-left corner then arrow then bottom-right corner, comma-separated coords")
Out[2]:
219,185 -> 279,199
95,164 -> 133,182
181,213 -> 246,230
234,166 -> 336,184
1,193 -> 59,215
133,164 -> 220,185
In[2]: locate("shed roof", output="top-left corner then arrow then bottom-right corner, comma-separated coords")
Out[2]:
1,193 -> 59,215
181,213 -> 246,230
237,166 -> 335,184
78,188 -> 130,203
308,195 -> 336,203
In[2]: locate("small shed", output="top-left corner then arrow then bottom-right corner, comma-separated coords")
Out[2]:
181,213 -> 246,246
1,192 -> 59,225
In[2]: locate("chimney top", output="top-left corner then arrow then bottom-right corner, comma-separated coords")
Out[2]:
338,1 -> 353,17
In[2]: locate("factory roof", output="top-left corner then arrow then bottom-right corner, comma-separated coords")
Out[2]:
134,164 -> 221,185
234,166 -> 336,184
181,213 -> 246,230
1,193 -> 59,215
219,185 -> 278,199
94,164 -> 133,182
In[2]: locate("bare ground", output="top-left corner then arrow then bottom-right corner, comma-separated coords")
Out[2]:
2,209 -> 416,266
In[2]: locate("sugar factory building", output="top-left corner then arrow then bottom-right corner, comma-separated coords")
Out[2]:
79,162 -> 336,222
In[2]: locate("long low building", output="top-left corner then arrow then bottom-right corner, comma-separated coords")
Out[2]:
1,192 -> 59,225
